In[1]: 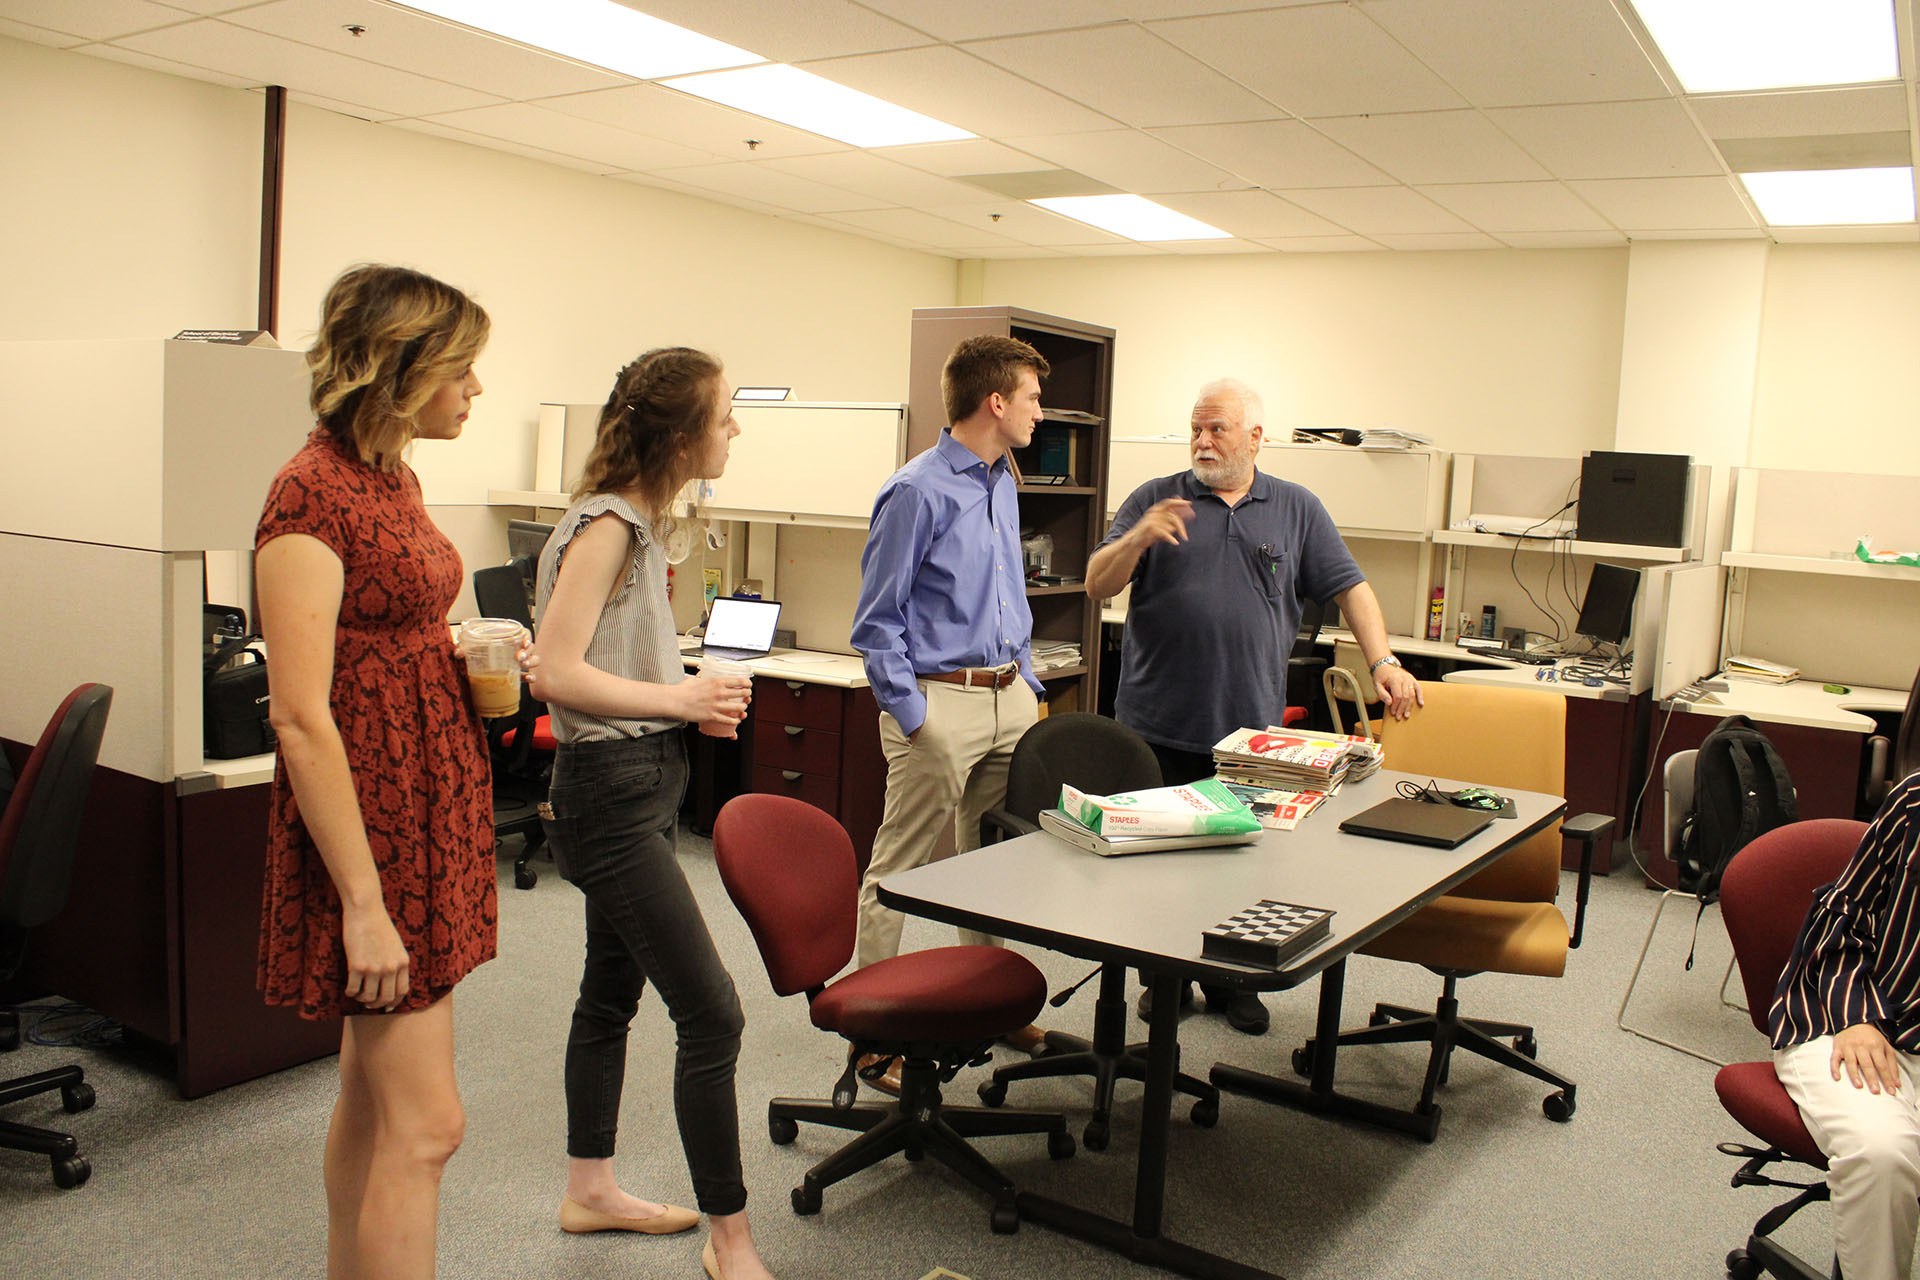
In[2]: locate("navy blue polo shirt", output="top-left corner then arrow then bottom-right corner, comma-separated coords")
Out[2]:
1101,469 -> 1365,755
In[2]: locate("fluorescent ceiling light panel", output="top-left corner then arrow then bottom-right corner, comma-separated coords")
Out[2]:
662,65 -> 972,148
1628,0 -> 1897,93
1029,195 -> 1231,241
391,0 -> 761,79
732,387 -> 791,401
1740,166 -> 1914,225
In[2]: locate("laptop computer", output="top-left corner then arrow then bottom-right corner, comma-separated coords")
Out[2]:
1338,797 -> 1495,849
692,598 -> 782,661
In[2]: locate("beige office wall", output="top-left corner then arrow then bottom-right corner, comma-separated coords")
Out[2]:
1750,244 -> 1920,477
0,37 -> 261,340
979,249 -> 1629,456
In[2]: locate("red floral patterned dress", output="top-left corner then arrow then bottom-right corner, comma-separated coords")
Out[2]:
255,427 -> 496,1019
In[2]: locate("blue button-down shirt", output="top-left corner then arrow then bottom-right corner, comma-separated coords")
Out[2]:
851,430 -> 1039,737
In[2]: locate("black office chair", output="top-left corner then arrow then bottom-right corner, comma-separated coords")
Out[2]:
1,683 -> 112,1189
1284,596 -> 1331,728
472,561 -> 553,890
1863,664 -> 1920,814
974,712 -> 1220,1149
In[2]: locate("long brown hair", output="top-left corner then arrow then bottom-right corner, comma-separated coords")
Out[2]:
574,348 -> 726,521
306,264 -> 489,469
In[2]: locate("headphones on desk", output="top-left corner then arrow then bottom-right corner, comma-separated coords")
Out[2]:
1397,779 -> 1508,812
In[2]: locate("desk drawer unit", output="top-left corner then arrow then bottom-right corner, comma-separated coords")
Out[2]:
751,763 -> 840,812
754,721 -> 841,774
758,679 -> 846,732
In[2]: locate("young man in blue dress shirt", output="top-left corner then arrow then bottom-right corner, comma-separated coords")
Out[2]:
1086,378 -> 1422,1034
849,335 -> 1051,1090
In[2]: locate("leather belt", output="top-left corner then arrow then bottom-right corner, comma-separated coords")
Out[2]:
919,667 -> 1017,690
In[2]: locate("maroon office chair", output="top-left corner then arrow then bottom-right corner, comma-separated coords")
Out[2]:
1713,818 -> 1867,1280
1,683 -> 113,1190
472,562 -> 554,889
713,793 -> 1074,1233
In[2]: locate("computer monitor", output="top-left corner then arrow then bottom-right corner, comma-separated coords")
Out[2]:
1575,562 -> 1639,647
506,519 -> 554,566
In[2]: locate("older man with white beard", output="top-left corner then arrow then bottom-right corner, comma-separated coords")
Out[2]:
1085,377 -> 1421,1034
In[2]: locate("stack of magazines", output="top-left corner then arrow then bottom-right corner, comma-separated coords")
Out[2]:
1725,654 -> 1799,685
1217,780 -> 1329,832
1031,640 -> 1082,674
1212,726 -> 1385,791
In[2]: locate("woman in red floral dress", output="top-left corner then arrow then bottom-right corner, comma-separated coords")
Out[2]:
255,264 -> 494,1280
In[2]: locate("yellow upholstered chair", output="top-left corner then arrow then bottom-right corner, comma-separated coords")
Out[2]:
1296,681 -> 1602,1137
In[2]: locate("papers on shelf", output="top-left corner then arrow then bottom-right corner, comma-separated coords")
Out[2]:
1212,726 -> 1384,792
1725,654 -> 1800,685
1031,641 -> 1082,674
1358,428 -> 1433,451
1450,512 -> 1578,538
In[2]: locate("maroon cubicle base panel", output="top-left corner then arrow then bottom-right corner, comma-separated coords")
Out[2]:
1,744 -> 339,1099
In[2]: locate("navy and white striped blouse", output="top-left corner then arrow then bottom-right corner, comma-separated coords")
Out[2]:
1769,773 -> 1920,1052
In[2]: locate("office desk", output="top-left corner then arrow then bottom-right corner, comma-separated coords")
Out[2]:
879,772 -> 1564,1280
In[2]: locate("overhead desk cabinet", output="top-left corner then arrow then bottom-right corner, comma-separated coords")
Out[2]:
908,307 -> 1113,714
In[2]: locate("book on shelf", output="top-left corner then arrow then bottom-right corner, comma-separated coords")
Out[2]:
1042,408 -> 1103,425
1725,655 -> 1800,685
1201,899 -> 1335,970
1217,780 -> 1329,831
1037,808 -> 1261,857
1212,726 -> 1384,791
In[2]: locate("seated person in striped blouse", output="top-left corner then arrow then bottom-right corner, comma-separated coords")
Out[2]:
1769,773 -> 1920,1280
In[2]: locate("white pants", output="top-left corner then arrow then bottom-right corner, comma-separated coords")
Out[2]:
1775,1036 -> 1920,1280
855,676 -> 1039,969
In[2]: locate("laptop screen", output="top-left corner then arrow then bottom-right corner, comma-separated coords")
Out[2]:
704,598 -> 781,652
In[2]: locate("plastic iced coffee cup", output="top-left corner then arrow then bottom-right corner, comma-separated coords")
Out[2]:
461,618 -> 523,719
696,655 -> 753,737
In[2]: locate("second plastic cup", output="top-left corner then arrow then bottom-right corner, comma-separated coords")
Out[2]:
696,655 -> 753,737
461,617 -> 523,719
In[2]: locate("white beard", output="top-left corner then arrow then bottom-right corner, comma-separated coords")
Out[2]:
1191,457 -> 1251,490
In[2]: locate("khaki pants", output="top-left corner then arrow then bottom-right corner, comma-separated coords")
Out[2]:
855,675 -> 1040,969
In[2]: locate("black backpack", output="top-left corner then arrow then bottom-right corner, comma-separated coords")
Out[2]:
1676,713 -> 1797,904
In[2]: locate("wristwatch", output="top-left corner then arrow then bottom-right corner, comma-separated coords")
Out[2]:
1369,655 -> 1403,678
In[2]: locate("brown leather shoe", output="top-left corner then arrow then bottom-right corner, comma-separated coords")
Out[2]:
854,1052 -> 902,1097
998,1023 -> 1050,1057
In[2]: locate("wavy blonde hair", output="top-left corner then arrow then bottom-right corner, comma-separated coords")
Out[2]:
574,348 -> 726,523
307,264 -> 490,470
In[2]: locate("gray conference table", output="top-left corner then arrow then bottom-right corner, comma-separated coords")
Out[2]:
878,769 -> 1566,1280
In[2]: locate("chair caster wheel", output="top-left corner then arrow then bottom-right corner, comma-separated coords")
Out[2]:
1291,1045 -> 1315,1077
1190,1097 -> 1219,1128
1543,1090 -> 1576,1122
62,1082 -> 94,1113
1048,1128 -> 1076,1159
1082,1119 -> 1109,1151
1726,1248 -> 1759,1280
514,864 -> 537,890
991,1200 -> 1020,1234
977,1079 -> 1007,1107
791,1183 -> 821,1216
51,1155 -> 90,1189
1514,1034 -> 1538,1059
768,1115 -> 798,1145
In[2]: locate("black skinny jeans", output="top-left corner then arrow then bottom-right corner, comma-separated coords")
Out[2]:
541,729 -> 748,1216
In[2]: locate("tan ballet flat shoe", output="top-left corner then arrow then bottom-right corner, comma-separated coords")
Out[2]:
558,1194 -> 700,1235
702,1236 -> 724,1280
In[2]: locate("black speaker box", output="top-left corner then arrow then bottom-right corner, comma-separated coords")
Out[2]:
1576,451 -> 1690,547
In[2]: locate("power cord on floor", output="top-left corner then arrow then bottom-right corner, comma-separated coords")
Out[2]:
2,1001 -> 123,1049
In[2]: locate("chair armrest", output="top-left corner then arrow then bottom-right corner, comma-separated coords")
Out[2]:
1559,812 -> 1615,950
980,808 -> 1040,846
1865,734 -> 1891,811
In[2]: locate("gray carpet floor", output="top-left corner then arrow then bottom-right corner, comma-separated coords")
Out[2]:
0,828 -> 1839,1280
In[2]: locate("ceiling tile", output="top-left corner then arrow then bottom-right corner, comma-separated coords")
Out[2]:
962,25 -> 1282,129
1769,224 -> 1920,244
1489,100 -> 1722,180
1360,0 -> 1668,107
421,102 -> 721,171
922,202 -> 1130,246
1113,0 -> 1322,15
539,83 -> 846,161
225,0 -> 631,101
1366,231 -> 1505,251
849,0 -> 1125,42
1690,85 -> 1910,140
646,161 -> 880,214
152,0 -> 262,11
390,117 -> 620,175
1495,230 -> 1628,248
872,138 -> 1054,177
614,171 -> 799,221
113,18 -> 502,116
0,0 -> 189,40
1566,176 -> 1759,231
1314,110 -> 1549,185
797,46 -> 1117,138
967,245 -> 1066,259
0,16 -> 83,46
1149,5 -> 1465,117
630,0 -> 933,61
1278,186 -> 1476,235
1255,234 -> 1389,253
1154,189 -> 1346,238
1414,181 -> 1612,232
1162,238 -> 1270,254
821,206 -> 1024,249
1151,120 -> 1392,189
1039,241 -> 1162,255
1008,129 -> 1252,195
763,153 -> 996,206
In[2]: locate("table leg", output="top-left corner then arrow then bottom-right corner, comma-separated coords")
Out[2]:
1016,969 -> 1285,1280
1210,961 -> 1442,1142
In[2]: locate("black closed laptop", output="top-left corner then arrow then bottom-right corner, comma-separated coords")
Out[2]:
1339,797 -> 1494,849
